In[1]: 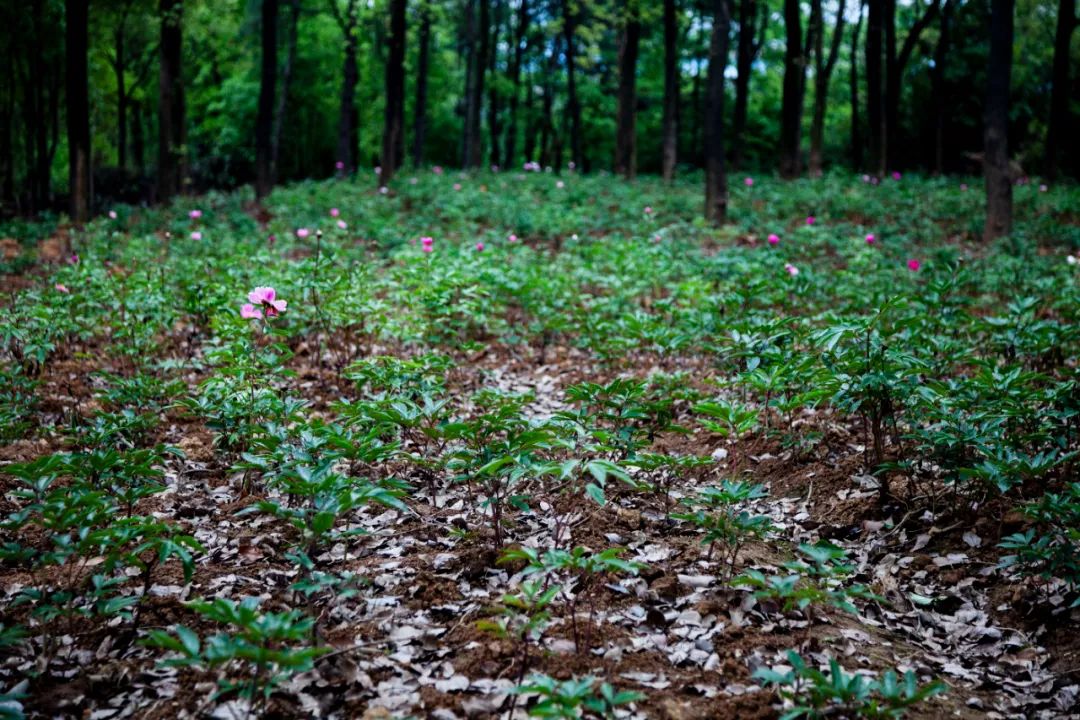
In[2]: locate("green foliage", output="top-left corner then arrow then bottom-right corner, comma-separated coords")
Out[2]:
512,674 -> 643,719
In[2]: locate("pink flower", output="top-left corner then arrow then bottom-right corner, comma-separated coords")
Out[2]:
421,236 -> 434,254
556,180 -> 565,189
768,233 -> 780,246
268,234 -> 276,247
865,233 -> 875,244
189,209 -> 202,219
335,160 -> 345,170
861,174 -> 871,183
784,263 -> 799,277
240,303 -> 262,319
870,176 -> 880,185
330,208 -> 340,217
337,220 -> 347,230
960,183 -> 968,191
907,259 -> 921,272
475,242 -> 485,252
191,231 -> 202,240
55,283 -> 69,293
568,161 -> 576,171
652,233 -> 662,243
744,177 -> 754,187
433,165 -> 444,175
409,177 -> 418,185
247,286 -> 287,316
375,166 -> 382,175
891,171 -> 902,180
806,216 -> 815,225
508,233 -> 518,243
644,206 -> 653,215
1039,184 -> 1048,192
108,210 -> 117,219
379,186 -> 389,195
296,228 -> 310,239
68,253 -> 79,265
453,183 -> 462,191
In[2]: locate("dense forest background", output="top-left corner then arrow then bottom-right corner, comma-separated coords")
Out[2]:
0,0 -> 1077,220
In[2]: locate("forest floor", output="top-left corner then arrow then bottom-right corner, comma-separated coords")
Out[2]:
0,171 -> 1078,719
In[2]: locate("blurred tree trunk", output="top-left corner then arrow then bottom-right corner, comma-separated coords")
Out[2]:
809,0 -> 846,177
413,1 -> 431,167
109,3 -> 133,171
380,0 -> 407,184
930,0 -> 952,175
334,0 -> 359,177
732,0 -> 765,170
67,0 -> 91,222
883,0 -> 939,172
255,0 -> 278,201
523,63 -> 537,162
1046,0 -> 1077,179
464,0 -> 488,167
866,0 -> 883,175
984,0 -> 1013,241
503,0 -> 528,167
661,0 -> 678,180
158,0 -> 185,201
487,0 -> 501,167
614,2 -> 641,179
779,0 -> 811,178
850,0 -> 864,170
271,0 -> 300,183
563,0 -> 582,170
704,0 -> 730,223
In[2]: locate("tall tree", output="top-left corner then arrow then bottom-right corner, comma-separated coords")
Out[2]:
865,0 -> 884,175
849,0 -> 864,169
732,0 -> 766,169
563,0 -> 583,170
157,0 -> 185,201
882,0 -> 939,171
413,0 -> 432,167
271,0 -> 301,183
487,0 -> 501,167
779,0 -> 812,177
983,0 -> 1013,241
106,0 -> 135,171
66,0 -> 91,223
661,0 -> 678,180
380,0 -> 407,183
1046,0 -> 1077,179
332,0 -> 359,177
705,0 -> 731,222
255,0 -> 278,201
464,0 -> 489,167
929,0 -> 953,174
503,0 -> 529,167
808,0 -> 846,176
614,1 -> 641,179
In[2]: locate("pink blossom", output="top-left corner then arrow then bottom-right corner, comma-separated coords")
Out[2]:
865,233 -> 875,244
189,209 -> 202,219
870,176 -> 880,185
568,161 -> 576,171
375,166 -> 382,175
653,234 -> 662,243
335,160 -> 345,170
337,220 -> 347,230
861,174 -> 871,183
453,183 -> 462,191
247,286 -> 287,316
784,263 -> 799,277
907,259 -> 921,272
55,283 -> 69,293
744,177 -> 754,187
644,206 -> 653,215
433,165 -> 444,175
806,216 -> 815,225
409,177 -> 418,185
68,253 -> 79,265
296,228 -> 310,239
891,171 -> 901,180
960,183 -> 968,191
475,242 -> 485,252
379,186 -> 389,194
191,231 -> 202,240
556,180 -> 565,189
768,233 -> 780,246
268,234 -> 276,247
330,208 -> 340,217
240,303 -> 262,319
421,236 -> 434,254
108,210 -> 117,219
1039,184 -> 1048,192
508,233 -> 518,243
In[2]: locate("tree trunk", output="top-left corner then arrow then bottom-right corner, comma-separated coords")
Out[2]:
380,0 -> 407,184
158,0 -> 185,201
732,0 -> 758,170
614,3 -> 641,179
271,0 -> 300,184
487,0 -> 501,167
413,1 -> 431,167
563,0 -> 583,170
1046,0 -> 1077,179
779,0 -> 808,178
336,0 -> 359,177
523,62 -> 536,162
850,0 -> 864,170
884,0 -> 939,172
132,100 -> 145,176
503,0 -> 528,167
809,0 -> 846,176
465,0 -> 489,167
66,0 -> 91,222
255,0 -> 278,201
705,0 -> 730,223
661,0 -> 678,180
984,0 -> 1013,241
930,0 -> 952,174
866,0 -> 883,175
114,24 -> 128,170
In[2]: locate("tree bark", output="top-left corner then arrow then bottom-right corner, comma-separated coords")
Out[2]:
335,0 -> 359,177
563,0 -> 583,170
271,0 -> 300,184
614,3 -> 641,179
66,0 -> 91,222
255,0 -> 278,201
661,0 -> 678,180
930,0 -> 952,174
732,0 -> 764,170
380,0 -> 407,184
112,19 -> 128,170
413,1 -> 431,167
1046,0 -> 1077,179
158,0 -> 185,201
984,0 -> 1013,241
809,0 -> 846,176
884,0 -> 939,171
779,0 -> 809,178
850,0 -> 864,170
487,0 -> 501,167
465,0 -> 489,167
866,0 -> 883,175
705,0 -> 730,223
503,0 -> 528,167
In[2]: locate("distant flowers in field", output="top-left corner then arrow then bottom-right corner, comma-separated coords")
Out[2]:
335,160 -> 345,170
475,242 -> 485,252
785,263 -> 799,277
806,216 -> 815,226
108,210 -> 117,219
865,233 -> 875,244
191,231 -> 202,240
907,259 -> 921,272
421,236 -> 434,253
242,286 -> 286,319
330,208 -> 340,217
189,209 -> 202,219
768,234 -> 780,246
337,220 -> 347,230
892,172 -> 902,180
296,228 -> 310,239
744,177 -> 754,187
55,283 -> 69,293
